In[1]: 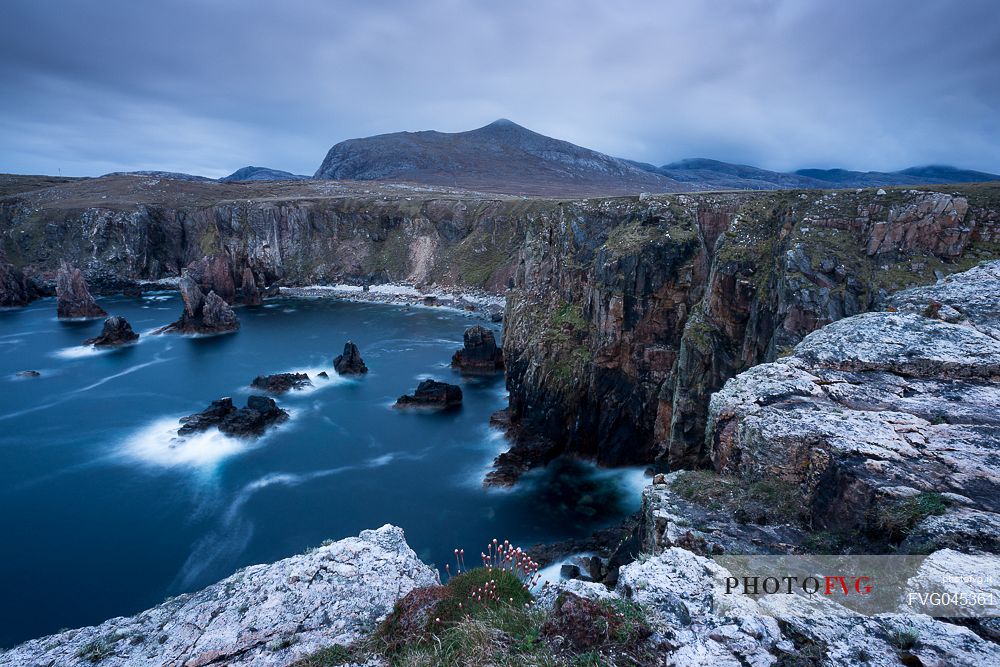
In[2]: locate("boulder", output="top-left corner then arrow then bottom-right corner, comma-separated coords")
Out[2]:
0,525 -> 437,667
177,395 -> 288,438
241,267 -> 262,306
157,274 -> 240,335
84,316 -> 140,347
55,263 -> 107,319
251,372 -> 312,393
0,259 -> 32,307
334,341 -> 368,375
16,370 -> 40,378
450,325 -> 504,373
394,379 -> 462,409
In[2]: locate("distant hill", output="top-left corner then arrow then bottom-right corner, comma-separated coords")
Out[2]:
101,170 -> 216,182
314,120 -> 999,195
314,119 -> 690,197
220,166 -> 309,182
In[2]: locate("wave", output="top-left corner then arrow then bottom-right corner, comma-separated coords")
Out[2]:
122,417 -> 257,469
52,345 -> 112,359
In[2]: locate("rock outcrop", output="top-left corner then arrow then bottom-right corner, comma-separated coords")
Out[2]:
55,263 -> 107,319
0,258 -> 32,307
84,316 -> 140,347
451,325 -> 504,373
250,372 -> 312,393
187,254 -> 236,304
0,525 -> 437,667
705,260 -> 1000,552
394,379 -> 463,409
334,341 -> 368,375
178,396 -> 289,438
241,267 -> 262,306
157,274 -> 240,335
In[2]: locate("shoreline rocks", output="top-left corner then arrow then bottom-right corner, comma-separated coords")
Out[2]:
333,341 -> 368,375
250,372 -> 312,393
55,263 -> 107,319
394,379 -> 462,409
0,525 -> 437,667
178,396 -> 289,438
241,267 -> 262,306
451,325 -> 504,373
156,273 -> 240,335
84,316 -> 140,347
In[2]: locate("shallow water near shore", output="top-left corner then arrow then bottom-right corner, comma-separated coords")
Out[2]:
0,294 -> 643,647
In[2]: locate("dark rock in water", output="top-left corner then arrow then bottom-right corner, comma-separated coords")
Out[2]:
157,274 -> 240,335
262,285 -> 280,298
251,372 -> 312,393
241,267 -> 262,306
451,325 -> 504,373
317,371 -> 329,378
16,370 -> 40,378
394,379 -> 462,409
122,284 -> 143,298
55,263 -> 107,319
84,316 -> 140,347
333,341 -> 368,375
177,395 -> 288,438
560,563 -> 582,580
187,254 -> 236,304
0,258 -> 32,307
484,408 -> 561,487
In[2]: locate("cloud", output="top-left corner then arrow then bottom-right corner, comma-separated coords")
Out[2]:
0,0 -> 997,177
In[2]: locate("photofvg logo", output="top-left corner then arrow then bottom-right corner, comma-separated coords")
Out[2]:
724,574 -> 872,597
712,553 -> 1000,618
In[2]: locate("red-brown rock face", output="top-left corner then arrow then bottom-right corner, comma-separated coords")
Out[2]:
55,263 -> 107,319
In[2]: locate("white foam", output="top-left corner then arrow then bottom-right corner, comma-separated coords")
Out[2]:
52,344 -> 109,359
123,417 -> 252,468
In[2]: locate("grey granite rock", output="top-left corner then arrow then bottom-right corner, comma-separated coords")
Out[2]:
0,525 -> 437,667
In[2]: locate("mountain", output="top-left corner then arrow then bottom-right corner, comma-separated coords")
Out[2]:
315,120 -> 998,195
657,159 -> 1000,191
221,166 -> 309,182
314,119 -> 690,197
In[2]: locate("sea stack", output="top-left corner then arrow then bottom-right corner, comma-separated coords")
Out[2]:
241,267 -> 262,306
451,325 -> 504,373
84,316 -> 140,347
394,379 -> 463,409
156,272 -> 240,335
55,263 -> 107,319
334,341 -> 368,375
187,253 -> 237,304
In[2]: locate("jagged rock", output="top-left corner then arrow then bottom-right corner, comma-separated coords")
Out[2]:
158,274 -> 240,335
55,263 -> 107,319
241,267 -> 262,306
334,341 -> 368,375
450,325 -> 504,373
187,254 -> 236,304
706,261 -> 1000,551
15,370 -> 40,378
84,316 -> 140,347
178,395 -> 288,438
0,258 -> 32,307
122,284 -> 143,298
484,408 -> 561,487
394,379 -> 462,409
0,525 -> 436,667
251,372 -> 312,393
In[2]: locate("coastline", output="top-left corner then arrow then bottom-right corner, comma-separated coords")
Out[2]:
277,282 -> 506,320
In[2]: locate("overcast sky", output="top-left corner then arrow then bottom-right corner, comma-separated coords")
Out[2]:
1,0 -> 997,178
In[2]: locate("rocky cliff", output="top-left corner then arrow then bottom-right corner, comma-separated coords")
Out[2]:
0,175 -> 536,294
501,184 -> 1000,476
0,525 -> 436,667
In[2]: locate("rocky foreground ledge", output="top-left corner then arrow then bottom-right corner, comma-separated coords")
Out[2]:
0,525 -> 437,667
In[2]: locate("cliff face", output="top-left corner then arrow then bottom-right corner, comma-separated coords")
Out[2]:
502,185 -> 1000,471
0,176 -> 537,294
